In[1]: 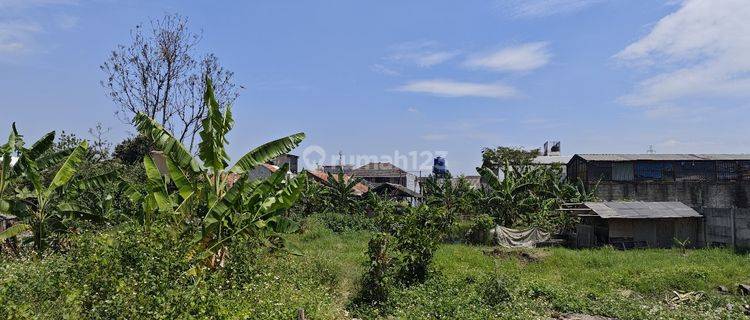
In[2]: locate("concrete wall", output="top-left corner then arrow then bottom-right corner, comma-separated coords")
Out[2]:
593,181 -> 750,209
700,208 -> 750,249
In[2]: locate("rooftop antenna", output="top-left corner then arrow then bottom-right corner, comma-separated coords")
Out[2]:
338,150 -> 343,167
647,145 -> 655,154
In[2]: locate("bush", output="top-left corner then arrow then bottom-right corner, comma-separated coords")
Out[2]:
466,214 -> 496,245
0,222 -> 348,319
391,206 -> 452,286
351,233 -> 394,309
480,276 -> 512,306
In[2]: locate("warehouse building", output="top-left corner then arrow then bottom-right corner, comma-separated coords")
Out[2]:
567,154 -> 750,249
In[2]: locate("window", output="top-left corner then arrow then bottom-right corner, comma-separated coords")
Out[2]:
635,161 -> 674,181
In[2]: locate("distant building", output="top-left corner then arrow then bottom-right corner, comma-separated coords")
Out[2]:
530,141 -> 570,178
321,164 -> 354,174
269,154 -> 299,174
351,162 -> 420,194
248,163 -> 282,181
567,154 -> 750,248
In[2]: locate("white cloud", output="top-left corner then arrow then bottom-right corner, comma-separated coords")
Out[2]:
396,79 -> 519,99
616,0 -> 750,108
464,42 -> 551,72
0,22 -> 41,54
497,0 -> 605,18
387,41 -> 458,67
370,63 -> 400,76
0,0 -> 78,57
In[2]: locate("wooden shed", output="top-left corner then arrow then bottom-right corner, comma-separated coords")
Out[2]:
570,201 -> 702,249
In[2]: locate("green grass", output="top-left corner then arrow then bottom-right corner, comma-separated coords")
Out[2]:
1,223 -> 749,319
288,229 -> 750,319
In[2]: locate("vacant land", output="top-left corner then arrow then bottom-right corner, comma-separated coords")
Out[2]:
288,228 -> 750,319
2,223 -> 749,319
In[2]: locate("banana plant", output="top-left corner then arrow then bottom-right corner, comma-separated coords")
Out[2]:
132,77 -> 306,269
1,124 -> 68,215
324,169 -> 363,214
0,140 -> 90,251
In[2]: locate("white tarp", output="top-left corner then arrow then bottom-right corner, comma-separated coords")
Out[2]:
491,226 -> 550,248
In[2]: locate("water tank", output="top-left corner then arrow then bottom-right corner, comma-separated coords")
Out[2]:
432,157 -> 449,176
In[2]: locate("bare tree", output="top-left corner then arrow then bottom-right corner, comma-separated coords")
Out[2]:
101,13 -> 239,151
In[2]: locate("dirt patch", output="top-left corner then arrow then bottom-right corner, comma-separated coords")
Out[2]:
484,248 -> 549,263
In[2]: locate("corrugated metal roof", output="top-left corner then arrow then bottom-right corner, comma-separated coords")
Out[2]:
532,155 -> 572,164
583,201 -> 702,219
372,182 -> 422,198
351,162 -> 408,178
575,154 -> 750,162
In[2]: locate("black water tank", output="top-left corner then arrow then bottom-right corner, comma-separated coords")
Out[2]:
433,157 -> 448,175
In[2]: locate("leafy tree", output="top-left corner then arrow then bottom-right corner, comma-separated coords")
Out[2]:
113,134 -> 153,165
131,77 -> 305,270
481,146 -> 540,173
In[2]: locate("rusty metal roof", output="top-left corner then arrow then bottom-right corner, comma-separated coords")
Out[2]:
583,201 -> 702,219
305,170 -> 369,195
575,154 -> 750,162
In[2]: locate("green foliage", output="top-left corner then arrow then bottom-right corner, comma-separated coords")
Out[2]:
421,174 -> 481,218
476,163 -> 587,232
130,77 -> 306,270
467,213 -> 495,245
0,125 -> 115,252
324,169 -> 363,214
113,134 -> 152,165
351,233 -> 394,309
0,222 -> 345,319
481,146 -> 540,172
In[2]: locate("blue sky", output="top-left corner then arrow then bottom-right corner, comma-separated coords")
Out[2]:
2,0 -> 749,175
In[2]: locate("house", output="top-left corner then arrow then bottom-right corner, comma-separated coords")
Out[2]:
567,154 -> 750,249
305,170 -> 369,196
569,201 -> 701,249
247,163 -> 282,181
269,154 -> 299,174
351,162 -> 420,194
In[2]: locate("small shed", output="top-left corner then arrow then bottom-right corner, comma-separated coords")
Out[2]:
569,201 -> 702,249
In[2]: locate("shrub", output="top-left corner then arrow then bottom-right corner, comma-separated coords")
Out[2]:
479,276 -> 512,306
391,206 -> 452,286
351,233 -> 394,309
466,214 -> 496,245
